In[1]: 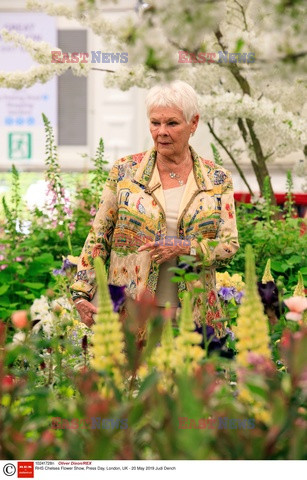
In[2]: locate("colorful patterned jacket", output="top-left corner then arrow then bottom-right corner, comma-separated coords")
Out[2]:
70,146 -> 239,331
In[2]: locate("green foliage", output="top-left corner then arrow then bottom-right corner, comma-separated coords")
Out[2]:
210,143 -> 224,166
1,165 -> 23,243
284,170 -> 295,219
227,177 -> 306,294
90,138 -> 109,209
0,124 -> 108,322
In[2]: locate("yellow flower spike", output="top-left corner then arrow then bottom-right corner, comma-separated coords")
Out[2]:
90,257 -> 126,395
235,245 -> 272,426
174,291 -> 204,374
262,259 -> 274,284
293,271 -> 305,297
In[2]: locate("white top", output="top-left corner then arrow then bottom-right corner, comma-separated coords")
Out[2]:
155,184 -> 186,307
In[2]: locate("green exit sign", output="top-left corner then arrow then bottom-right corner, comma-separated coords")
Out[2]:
8,132 -> 32,160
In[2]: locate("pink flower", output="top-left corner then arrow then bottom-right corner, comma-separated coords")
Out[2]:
286,312 -> 302,321
0,255 -> 4,261
284,296 -> 307,322
68,221 -> 76,233
0,264 -> 8,270
14,256 -> 23,262
12,310 -> 28,329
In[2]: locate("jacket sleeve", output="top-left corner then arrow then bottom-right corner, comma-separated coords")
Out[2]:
193,171 -> 239,268
70,160 -> 119,300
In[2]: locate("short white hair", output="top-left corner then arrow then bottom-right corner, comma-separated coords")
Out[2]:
145,80 -> 199,122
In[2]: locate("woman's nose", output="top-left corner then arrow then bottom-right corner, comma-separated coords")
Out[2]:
157,123 -> 168,135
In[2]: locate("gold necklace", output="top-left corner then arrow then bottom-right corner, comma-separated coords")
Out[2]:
158,155 -> 191,186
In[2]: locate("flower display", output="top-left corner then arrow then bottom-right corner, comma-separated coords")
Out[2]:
0,0 -> 306,461
216,271 -> 245,303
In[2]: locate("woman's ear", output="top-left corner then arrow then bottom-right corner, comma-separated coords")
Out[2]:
191,114 -> 200,134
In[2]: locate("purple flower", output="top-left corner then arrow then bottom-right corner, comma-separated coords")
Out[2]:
226,327 -> 235,341
108,284 -> 126,312
234,290 -> 244,304
52,257 -> 76,276
62,258 -> 75,270
52,268 -> 65,276
218,286 -> 235,301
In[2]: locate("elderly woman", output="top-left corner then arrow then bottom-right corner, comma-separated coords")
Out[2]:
71,81 -> 239,334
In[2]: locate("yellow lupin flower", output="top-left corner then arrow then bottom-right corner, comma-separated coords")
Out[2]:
149,303 -> 177,393
293,271 -> 305,297
90,257 -> 125,397
173,291 -> 204,374
234,245 -> 272,426
234,245 -> 271,367
262,259 -> 274,284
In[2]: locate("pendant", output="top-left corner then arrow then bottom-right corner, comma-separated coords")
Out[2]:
169,172 -> 176,179
178,179 -> 184,185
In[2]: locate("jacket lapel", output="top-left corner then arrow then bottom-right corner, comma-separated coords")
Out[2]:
133,145 -> 214,220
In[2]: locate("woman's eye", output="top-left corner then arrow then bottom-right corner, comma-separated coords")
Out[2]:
168,122 -> 178,126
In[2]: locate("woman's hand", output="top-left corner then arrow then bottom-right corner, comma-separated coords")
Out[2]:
74,299 -> 97,327
138,238 -> 190,264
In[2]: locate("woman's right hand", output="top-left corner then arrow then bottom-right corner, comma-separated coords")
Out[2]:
74,299 -> 97,327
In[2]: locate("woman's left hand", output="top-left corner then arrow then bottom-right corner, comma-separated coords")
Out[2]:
138,238 -> 189,264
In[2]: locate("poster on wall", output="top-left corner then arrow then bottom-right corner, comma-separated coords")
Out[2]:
0,12 -> 57,170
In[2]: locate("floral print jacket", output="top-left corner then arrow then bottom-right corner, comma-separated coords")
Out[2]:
71,146 -> 239,332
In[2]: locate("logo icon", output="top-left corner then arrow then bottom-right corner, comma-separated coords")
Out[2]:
17,462 -> 34,478
3,464 -> 16,476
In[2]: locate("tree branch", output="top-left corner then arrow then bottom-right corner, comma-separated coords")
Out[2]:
207,122 -> 254,197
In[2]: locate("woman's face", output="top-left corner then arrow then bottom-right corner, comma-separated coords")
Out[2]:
149,106 -> 199,159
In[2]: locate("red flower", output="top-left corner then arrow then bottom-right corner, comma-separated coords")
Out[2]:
205,311 -> 215,325
41,430 -> 56,446
208,290 -> 216,306
2,374 -> 15,391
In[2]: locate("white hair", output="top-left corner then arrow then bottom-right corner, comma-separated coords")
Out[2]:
145,80 -> 199,122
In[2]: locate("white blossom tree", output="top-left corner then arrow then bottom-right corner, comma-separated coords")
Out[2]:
1,0 -> 306,200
